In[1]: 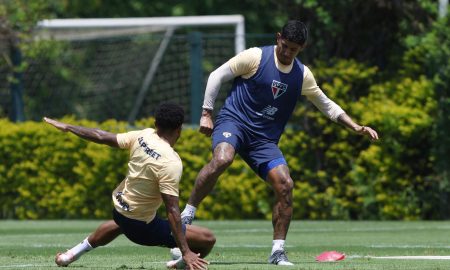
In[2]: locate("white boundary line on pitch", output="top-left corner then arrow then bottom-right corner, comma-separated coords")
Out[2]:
349,255 -> 450,260
0,264 -> 52,268
0,262 -> 169,268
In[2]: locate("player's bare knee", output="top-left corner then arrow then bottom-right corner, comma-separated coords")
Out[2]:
198,228 -> 216,246
285,178 -> 294,192
212,155 -> 233,171
205,231 -> 216,247
276,177 -> 293,193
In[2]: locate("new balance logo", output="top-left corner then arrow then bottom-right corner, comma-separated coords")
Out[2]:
259,105 -> 278,120
271,80 -> 288,99
261,105 -> 278,116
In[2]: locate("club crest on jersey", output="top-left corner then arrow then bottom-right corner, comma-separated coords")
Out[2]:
271,80 -> 288,99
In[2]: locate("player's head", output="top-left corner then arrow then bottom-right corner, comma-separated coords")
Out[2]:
276,20 -> 308,65
280,20 -> 308,46
154,102 -> 184,142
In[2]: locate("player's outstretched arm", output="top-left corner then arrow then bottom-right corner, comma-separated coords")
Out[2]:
43,117 -> 119,147
337,113 -> 379,141
162,193 -> 209,269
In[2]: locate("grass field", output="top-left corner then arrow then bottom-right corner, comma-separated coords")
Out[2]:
1,220 -> 450,269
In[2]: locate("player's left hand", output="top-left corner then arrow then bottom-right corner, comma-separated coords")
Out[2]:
356,125 -> 379,141
43,117 -> 69,132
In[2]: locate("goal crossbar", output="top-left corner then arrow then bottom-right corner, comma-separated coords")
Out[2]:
36,15 -> 246,53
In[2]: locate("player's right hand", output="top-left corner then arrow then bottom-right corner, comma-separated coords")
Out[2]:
43,117 -> 68,132
183,252 -> 209,270
199,115 -> 214,137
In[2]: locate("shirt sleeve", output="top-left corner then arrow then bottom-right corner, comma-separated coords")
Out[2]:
301,66 -> 345,122
158,160 -> 182,197
228,47 -> 262,78
116,130 -> 144,149
202,62 -> 235,110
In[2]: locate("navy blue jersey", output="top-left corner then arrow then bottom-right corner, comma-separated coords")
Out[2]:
217,45 -> 304,143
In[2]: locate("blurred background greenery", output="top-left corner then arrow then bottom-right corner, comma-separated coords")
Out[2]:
0,0 -> 448,220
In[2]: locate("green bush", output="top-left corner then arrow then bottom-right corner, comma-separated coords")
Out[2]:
0,58 -> 440,220
0,117 -> 129,219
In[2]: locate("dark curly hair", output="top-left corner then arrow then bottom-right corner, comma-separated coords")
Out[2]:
154,102 -> 184,131
280,20 -> 308,46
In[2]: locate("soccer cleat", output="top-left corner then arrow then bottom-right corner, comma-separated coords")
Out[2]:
166,256 -> 186,269
170,247 -> 182,260
55,251 -> 77,267
181,215 -> 194,225
268,249 -> 294,266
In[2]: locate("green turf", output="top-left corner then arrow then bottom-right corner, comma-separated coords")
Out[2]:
1,220 -> 450,269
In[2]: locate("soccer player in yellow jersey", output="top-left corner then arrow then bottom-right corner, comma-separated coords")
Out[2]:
46,103 -> 214,269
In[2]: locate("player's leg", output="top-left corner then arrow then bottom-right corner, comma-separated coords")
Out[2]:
55,220 -> 122,267
88,220 -> 122,247
182,120 -> 242,224
187,142 -> 236,208
266,164 -> 294,266
237,139 -> 294,265
185,224 -> 216,257
181,142 -> 235,224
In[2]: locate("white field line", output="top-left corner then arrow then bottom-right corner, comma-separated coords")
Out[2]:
0,264 -> 51,268
348,255 -> 450,260
3,243 -> 450,249
372,256 -> 450,260
215,244 -> 272,248
0,262 -> 169,268
216,225 -> 450,233
369,244 -> 450,249
216,244 -> 450,249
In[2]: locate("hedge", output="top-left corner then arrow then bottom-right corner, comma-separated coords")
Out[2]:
0,60 -> 442,220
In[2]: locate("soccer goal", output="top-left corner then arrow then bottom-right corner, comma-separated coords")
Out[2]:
28,15 -> 245,123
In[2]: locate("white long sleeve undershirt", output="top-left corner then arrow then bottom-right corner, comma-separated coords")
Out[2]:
202,62 -> 235,111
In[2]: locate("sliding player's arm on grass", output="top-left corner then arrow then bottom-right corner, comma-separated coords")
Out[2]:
161,192 -> 208,269
43,117 -> 119,147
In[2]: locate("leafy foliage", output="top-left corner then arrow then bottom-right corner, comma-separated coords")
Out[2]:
0,0 -> 448,220
0,59 -> 440,220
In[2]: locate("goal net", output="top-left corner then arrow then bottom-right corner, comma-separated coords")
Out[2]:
19,15 -> 245,123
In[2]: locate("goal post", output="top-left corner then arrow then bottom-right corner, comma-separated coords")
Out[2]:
29,15 -> 245,124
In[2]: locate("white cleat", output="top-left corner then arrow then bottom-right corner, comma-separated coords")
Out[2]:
170,247 -> 182,260
268,249 -> 294,266
55,251 -> 77,267
166,256 -> 186,269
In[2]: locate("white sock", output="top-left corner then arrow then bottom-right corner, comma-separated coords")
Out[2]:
181,204 -> 197,218
271,239 -> 285,254
67,237 -> 93,259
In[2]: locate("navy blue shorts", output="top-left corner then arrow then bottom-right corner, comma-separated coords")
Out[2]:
212,119 -> 287,180
112,209 -> 185,248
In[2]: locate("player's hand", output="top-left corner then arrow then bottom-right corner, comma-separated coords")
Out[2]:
356,125 -> 379,141
183,251 -> 209,270
43,117 -> 69,132
199,111 -> 214,137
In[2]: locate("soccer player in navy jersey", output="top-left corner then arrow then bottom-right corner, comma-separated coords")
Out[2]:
179,20 -> 379,266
